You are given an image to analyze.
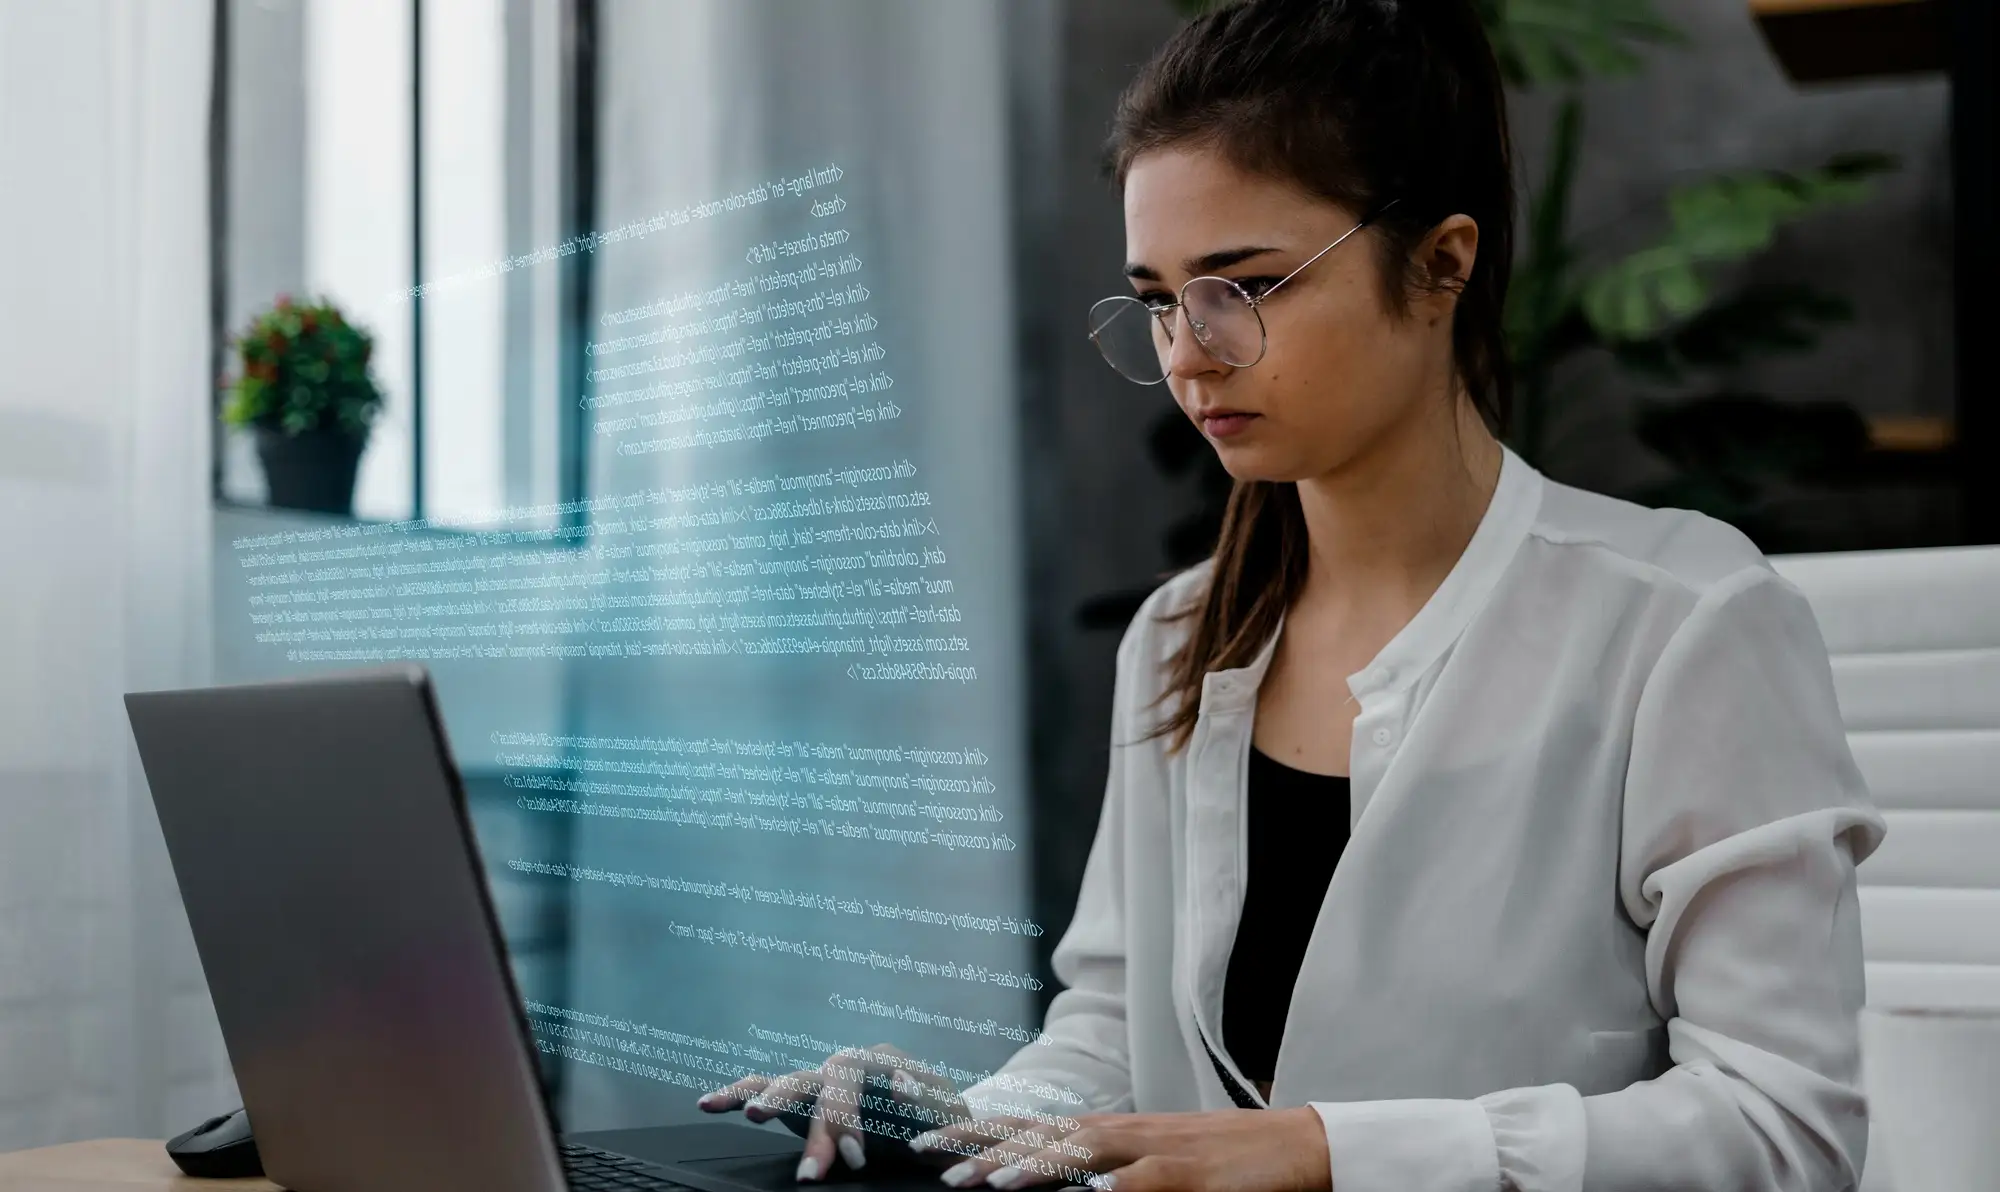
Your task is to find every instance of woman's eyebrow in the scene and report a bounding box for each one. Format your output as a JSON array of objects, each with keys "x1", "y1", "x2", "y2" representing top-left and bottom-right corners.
[
  {"x1": 1189, "y1": 246, "x2": 1282, "y2": 273},
  {"x1": 1123, "y1": 246, "x2": 1284, "y2": 282}
]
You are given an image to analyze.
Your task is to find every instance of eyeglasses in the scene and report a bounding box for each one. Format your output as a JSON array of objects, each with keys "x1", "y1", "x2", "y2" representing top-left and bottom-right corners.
[{"x1": 1086, "y1": 201, "x2": 1397, "y2": 386}]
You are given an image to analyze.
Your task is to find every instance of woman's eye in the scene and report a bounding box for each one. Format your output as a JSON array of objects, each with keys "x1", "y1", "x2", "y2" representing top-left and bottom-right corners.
[
  {"x1": 1231, "y1": 277, "x2": 1282, "y2": 299},
  {"x1": 1137, "y1": 291, "x2": 1176, "y2": 310}
]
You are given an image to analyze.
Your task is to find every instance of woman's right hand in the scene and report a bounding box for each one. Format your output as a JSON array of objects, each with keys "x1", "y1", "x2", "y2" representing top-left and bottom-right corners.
[{"x1": 698, "y1": 1042, "x2": 1018, "y2": 1183}]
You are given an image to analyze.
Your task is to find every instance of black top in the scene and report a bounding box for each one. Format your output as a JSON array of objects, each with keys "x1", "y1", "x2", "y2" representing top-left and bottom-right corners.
[{"x1": 1220, "y1": 747, "x2": 1352, "y2": 1090}]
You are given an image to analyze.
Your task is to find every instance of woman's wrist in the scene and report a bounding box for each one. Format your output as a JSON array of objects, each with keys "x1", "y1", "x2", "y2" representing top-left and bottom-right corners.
[{"x1": 1274, "y1": 1105, "x2": 1332, "y2": 1192}]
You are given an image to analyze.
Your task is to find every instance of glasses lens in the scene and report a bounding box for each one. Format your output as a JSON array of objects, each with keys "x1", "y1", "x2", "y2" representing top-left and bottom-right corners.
[
  {"x1": 1088, "y1": 296, "x2": 1169, "y2": 385},
  {"x1": 1181, "y1": 277, "x2": 1266, "y2": 368}
]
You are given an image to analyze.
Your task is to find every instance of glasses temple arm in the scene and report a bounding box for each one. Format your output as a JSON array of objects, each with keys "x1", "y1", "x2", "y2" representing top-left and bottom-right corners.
[{"x1": 1258, "y1": 198, "x2": 1402, "y2": 302}]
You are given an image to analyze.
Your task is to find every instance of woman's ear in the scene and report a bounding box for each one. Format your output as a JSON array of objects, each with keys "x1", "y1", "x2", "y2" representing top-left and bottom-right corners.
[{"x1": 1413, "y1": 214, "x2": 1480, "y2": 319}]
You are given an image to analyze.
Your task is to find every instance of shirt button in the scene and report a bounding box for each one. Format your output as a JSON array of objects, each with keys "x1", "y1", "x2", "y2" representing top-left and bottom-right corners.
[{"x1": 1371, "y1": 727, "x2": 1394, "y2": 748}]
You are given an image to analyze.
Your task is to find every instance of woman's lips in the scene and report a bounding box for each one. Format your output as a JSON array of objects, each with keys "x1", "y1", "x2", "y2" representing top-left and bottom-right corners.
[{"x1": 1200, "y1": 411, "x2": 1259, "y2": 439}]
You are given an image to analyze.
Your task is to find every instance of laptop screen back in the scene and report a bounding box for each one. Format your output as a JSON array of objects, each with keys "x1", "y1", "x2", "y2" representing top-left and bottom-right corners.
[{"x1": 127, "y1": 670, "x2": 565, "y2": 1192}]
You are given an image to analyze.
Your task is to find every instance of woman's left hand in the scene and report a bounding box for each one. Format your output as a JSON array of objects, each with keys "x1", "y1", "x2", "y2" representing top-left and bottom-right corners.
[{"x1": 914, "y1": 1107, "x2": 1330, "y2": 1192}]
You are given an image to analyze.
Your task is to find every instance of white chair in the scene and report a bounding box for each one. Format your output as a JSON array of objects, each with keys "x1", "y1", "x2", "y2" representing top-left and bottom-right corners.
[{"x1": 1771, "y1": 545, "x2": 2000, "y2": 1191}]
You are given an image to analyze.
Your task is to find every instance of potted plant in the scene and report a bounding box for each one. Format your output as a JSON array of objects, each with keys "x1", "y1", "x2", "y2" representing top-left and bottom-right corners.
[{"x1": 223, "y1": 295, "x2": 384, "y2": 516}]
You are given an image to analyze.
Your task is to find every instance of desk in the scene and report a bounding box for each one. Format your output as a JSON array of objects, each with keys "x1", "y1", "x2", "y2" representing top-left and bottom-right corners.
[{"x1": 0, "y1": 1141, "x2": 277, "y2": 1192}]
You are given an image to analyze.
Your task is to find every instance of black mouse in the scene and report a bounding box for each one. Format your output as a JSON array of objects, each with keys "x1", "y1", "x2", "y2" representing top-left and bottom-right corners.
[{"x1": 166, "y1": 1106, "x2": 264, "y2": 1178}]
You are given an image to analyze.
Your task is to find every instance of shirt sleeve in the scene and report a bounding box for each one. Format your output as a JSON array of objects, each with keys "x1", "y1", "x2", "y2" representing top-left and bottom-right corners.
[{"x1": 1309, "y1": 566, "x2": 1886, "y2": 1192}]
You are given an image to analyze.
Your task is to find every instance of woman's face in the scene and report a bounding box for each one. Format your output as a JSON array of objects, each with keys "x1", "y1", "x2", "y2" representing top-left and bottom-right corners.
[{"x1": 1121, "y1": 146, "x2": 1472, "y2": 482}]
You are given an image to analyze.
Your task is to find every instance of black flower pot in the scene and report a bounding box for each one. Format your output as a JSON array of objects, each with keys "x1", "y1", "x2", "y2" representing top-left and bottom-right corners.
[{"x1": 255, "y1": 428, "x2": 365, "y2": 516}]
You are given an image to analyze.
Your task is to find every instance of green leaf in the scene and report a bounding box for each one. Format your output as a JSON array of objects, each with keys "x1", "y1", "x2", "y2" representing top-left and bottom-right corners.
[
  {"x1": 1611, "y1": 285, "x2": 1851, "y2": 382},
  {"x1": 1672, "y1": 284, "x2": 1851, "y2": 369},
  {"x1": 1583, "y1": 245, "x2": 1708, "y2": 340},
  {"x1": 1582, "y1": 154, "x2": 1896, "y2": 342},
  {"x1": 1486, "y1": 0, "x2": 1683, "y2": 87},
  {"x1": 223, "y1": 295, "x2": 383, "y2": 437}
]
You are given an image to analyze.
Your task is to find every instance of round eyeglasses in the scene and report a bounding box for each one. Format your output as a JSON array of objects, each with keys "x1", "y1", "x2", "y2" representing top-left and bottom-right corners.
[{"x1": 1086, "y1": 202, "x2": 1396, "y2": 386}]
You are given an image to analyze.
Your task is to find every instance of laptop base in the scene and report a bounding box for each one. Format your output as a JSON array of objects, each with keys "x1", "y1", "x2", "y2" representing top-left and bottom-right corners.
[{"x1": 571, "y1": 1122, "x2": 943, "y2": 1192}]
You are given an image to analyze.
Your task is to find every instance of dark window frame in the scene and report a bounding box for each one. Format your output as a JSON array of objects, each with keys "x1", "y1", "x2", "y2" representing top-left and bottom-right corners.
[{"x1": 1953, "y1": 0, "x2": 1997, "y2": 542}]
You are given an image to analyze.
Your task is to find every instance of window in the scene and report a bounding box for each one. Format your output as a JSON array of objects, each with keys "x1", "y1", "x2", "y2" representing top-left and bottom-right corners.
[{"x1": 215, "y1": 0, "x2": 576, "y2": 528}]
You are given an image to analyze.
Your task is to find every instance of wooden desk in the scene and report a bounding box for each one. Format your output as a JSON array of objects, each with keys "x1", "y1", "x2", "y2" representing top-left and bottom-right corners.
[{"x1": 0, "y1": 1141, "x2": 277, "y2": 1192}]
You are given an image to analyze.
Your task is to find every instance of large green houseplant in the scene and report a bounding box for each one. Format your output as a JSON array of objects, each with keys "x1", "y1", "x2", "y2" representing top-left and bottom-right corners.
[
  {"x1": 1482, "y1": 0, "x2": 1893, "y2": 531},
  {"x1": 224, "y1": 296, "x2": 384, "y2": 516}
]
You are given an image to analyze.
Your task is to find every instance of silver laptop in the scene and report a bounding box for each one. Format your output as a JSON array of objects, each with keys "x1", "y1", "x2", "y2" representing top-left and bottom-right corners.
[{"x1": 126, "y1": 667, "x2": 929, "y2": 1192}]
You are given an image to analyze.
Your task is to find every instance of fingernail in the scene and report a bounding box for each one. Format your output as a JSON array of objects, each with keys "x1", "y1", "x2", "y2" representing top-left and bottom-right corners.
[
  {"x1": 987, "y1": 1166, "x2": 1026, "y2": 1189},
  {"x1": 745, "y1": 1104, "x2": 770, "y2": 1122},
  {"x1": 909, "y1": 1132, "x2": 936, "y2": 1154},
  {"x1": 942, "y1": 1160, "x2": 981, "y2": 1187},
  {"x1": 796, "y1": 1156, "x2": 823, "y2": 1182},
  {"x1": 698, "y1": 1093, "x2": 721, "y2": 1109},
  {"x1": 893, "y1": 1068, "x2": 920, "y2": 1097},
  {"x1": 838, "y1": 1136, "x2": 867, "y2": 1171}
]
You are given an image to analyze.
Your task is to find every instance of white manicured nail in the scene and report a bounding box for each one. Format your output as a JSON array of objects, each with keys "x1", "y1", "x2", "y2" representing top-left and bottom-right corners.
[
  {"x1": 838, "y1": 1136, "x2": 867, "y2": 1171},
  {"x1": 942, "y1": 1160, "x2": 981, "y2": 1187},
  {"x1": 796, "y1": 1156, "x2": 823, "y2": 1182},
  {"x1": 987, "y1": 1165, "x2": 1027, "y2": 1189},
  {"x1": 909, "y1": 1132, "x2": 937, "y2": 1154}
]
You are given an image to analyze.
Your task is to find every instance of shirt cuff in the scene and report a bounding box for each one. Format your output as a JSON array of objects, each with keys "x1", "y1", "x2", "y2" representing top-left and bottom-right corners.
[{"x1": 1308, "y1": 1098, "x2": 1501, "y2": 1192}]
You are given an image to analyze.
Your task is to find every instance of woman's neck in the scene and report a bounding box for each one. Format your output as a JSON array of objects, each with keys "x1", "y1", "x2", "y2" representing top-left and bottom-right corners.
[{"x1": 1293, "y1": 395, "x2": 1504, "y2": 611}]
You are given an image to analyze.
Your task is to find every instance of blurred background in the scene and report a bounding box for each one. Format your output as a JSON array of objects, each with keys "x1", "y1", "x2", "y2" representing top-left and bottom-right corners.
[{"x1": 1, "y1": 0, "x2": 1990, "y2": 1155}]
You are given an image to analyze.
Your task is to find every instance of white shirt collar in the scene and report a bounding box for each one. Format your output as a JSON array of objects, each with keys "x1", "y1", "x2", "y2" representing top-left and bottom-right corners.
[{"x1": 1198, "y1": 445, "x2": 1543, "y2": 713}]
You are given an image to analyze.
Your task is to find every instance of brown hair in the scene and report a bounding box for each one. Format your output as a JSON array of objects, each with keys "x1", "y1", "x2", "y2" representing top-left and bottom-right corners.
[{"x1": 1110, "y1": 0, "x2": 1516, "y2": 749}]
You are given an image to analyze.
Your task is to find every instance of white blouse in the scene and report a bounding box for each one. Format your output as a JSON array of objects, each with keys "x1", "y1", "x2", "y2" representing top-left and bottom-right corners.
[{"x1": 961, "y1": 447, "x2": 1886, "y2": 1192}]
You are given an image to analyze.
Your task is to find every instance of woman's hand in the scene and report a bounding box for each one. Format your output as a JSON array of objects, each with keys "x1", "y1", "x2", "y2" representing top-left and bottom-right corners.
[
  {"x1": 912, "y1": 1107, "x2": 1331, "y2": 1192},
  {"x1": 697, "y1": 1043, "x2": 978, "y2": 1181}
]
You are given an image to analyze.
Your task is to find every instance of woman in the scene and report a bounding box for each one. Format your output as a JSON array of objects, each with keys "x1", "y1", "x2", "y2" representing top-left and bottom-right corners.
[{"x1": 702, "y1": 1, "x2": 1885, "y2": 1189}]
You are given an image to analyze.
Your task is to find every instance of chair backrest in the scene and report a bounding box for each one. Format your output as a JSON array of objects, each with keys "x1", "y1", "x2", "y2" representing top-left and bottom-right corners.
[
  {"x1": 1773, "y1": 546, "x2": 2000, "y2": 1192},
  {"x1": 1771, "y1": 546, "x2": 2000, "y2": 1010}
]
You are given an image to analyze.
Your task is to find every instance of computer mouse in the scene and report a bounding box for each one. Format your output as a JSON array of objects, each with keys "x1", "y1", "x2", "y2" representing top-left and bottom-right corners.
[{"x1": 165, "y1": 1106, "x2": 264, "y2": 1178}]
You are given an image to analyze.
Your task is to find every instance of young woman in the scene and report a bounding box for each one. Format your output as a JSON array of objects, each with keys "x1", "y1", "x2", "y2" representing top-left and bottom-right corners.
[{"x1": 702, "y1": 2, "x2": 1885, "y2": 1189}]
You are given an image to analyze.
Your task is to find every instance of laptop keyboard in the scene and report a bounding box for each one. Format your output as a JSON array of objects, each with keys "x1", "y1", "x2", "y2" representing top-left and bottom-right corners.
[{"x1": 560, "y1": 1142, "x2": 696, "y2": 1191}]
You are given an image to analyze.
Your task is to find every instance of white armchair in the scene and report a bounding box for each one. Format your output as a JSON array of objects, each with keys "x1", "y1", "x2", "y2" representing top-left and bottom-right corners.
[{"x1": 1771, "y1": 545, "x2": 2000, "y2": 1191}]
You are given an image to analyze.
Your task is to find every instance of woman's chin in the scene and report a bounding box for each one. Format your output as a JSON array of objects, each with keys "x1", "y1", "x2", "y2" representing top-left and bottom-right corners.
[{"x1": 1209, "y1": 436, "x2": 1306, "y2": 484}]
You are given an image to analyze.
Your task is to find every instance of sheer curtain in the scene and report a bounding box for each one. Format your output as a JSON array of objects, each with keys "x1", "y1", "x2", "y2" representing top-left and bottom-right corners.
[{"x1": 0, "y1": 0, "x2": 236, "y2": 1150}]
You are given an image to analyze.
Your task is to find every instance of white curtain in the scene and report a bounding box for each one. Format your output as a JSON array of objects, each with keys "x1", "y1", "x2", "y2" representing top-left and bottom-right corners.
[{"x1": 0, "y1": 0, "x2": 236, "y2": 1150}]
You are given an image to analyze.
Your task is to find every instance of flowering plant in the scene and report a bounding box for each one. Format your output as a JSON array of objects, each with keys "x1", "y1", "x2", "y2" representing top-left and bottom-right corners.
[{"x1": 223, "y1": 296, "x2": 383, "y2": 439}]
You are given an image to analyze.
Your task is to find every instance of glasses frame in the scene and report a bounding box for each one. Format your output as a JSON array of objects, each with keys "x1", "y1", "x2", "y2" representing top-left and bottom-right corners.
[{"x1": 1088, "y1": 199, "x2": 1400, "y2": 385}]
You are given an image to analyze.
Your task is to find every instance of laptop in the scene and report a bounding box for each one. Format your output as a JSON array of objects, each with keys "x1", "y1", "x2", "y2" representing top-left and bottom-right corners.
[{"x1": 126, "y1": 667, "x2": 935, "y2": 1192}]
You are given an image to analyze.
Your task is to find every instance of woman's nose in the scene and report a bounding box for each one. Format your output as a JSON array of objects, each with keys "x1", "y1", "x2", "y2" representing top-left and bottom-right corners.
[{"x1": 1166, "y1": 307, "x2": 1228, "y2": 381}]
